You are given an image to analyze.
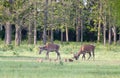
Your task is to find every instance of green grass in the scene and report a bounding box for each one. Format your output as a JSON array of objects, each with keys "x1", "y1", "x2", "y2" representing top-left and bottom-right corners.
[
  {"x1": 0, "y1": 61, "x2": 120, "y2": 78},
  {"x1": 0, "y1": 42, "x2": 120, "y2": 78}
]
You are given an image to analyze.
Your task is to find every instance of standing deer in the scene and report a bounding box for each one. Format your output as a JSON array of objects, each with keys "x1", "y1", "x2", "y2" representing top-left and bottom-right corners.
[
  {"x1": 73, "y1": 44, "x2": 95, "y2": 60},
  {"x1": 39, "y1": 43, "x2": 61, "y2": 60}
]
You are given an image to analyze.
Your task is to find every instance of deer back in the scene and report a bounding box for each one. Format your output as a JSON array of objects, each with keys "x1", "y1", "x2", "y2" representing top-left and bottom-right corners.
[
  {"x1": 77, "y1": 44, "x2": 95, "y2": 55},
  {"x1": 80, "y1": 44, "x2": 95, "y2": 52},
  {"x1": 45, "y1": 43, "x2": 59, "y2": 51}
]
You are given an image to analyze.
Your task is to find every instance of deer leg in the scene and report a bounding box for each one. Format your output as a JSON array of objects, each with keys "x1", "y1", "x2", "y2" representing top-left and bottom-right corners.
[
  {"x1": 88, "y1": 52, "x2": 91, "y2": 60},
  {"x1": 82, "y1": 54, "x2": 85, "y2": 60},
  {"x1": 46, "y1": 51, "x2": 49, "y2": 59},
  {"x1": 92, "y1": 51, "x2": 95, "y2": 60},
  {"x1": 56, "y1": 51, "x2": 61, "y2": 60}
]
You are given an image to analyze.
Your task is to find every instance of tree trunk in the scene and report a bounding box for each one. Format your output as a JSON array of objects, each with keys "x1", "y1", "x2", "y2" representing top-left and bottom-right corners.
[
  {"x1": 65, "y1": 25, "x2": 69, "y2": 42},
  {"x1": 34, "y1": 1, "x2": 37, "y2": 45},
  {"x1": 112, "y1": 26, "x2": 116, "y2": 45},
  {"x1": 15, "y1": 25, "x2": 21, "y2": 46},
  {"x1": 43, "y1": 28, "x2": 47, "y2": 45},
  {"x1": 103, "y1": 24, "x2": 106, "y2": 46},
  {"x1": 5, "y1": 22, "x2": 12, "y2": 45},
  {"x1": 61, "y1": 30, "x2": 63, "y2": 44},
  {"x1": 108, "y1": 26, "x2": 112, "y2": 45},
  {"x1": 97, "y1": 1, "x2": 102, "y2": 42},
  {"x1": 76, "y1": 26, "x2": 80, "y2": 42},
  {"x1": 43, "y1": 0, "x2": 48, "y2": 45},
  {"x1": 47, "y1": 30, "x2": 50, "y2": 41},
  {"x1": 108, "y1": 6, "x2": 112, "y2": 45},
  {"x1": 50, "y1": 0, "x2": 54, "y2": 44},
  {"x1": 34, "y1": 21, "x2": 37, "y2": 45},
  {"x1": 76, "y1": 17, "x2": 80, "y2": 42},
  {"x1": 97, "y1": 18, "x2": 101, "y2": 42},
  {"x1": 28, "y1": 21, "x2": 33, "y2": 44},
  {"x1": 50, "y1": 28, "x2": 54, "y2": 44},
  {"x1": 103, "y1": 16, "x2": 106, "y2": 46},
  {"x1": 119, "y1": 34, "x2": 120, "y2": 44},
  {"x1": 81, "y1": 19, "x2": 83, "y2": 43}
]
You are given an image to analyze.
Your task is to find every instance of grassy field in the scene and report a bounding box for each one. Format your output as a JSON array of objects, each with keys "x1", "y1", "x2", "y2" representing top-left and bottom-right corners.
[{"x1": 0, "y1": 42, "x2": 120, "y2": 78}]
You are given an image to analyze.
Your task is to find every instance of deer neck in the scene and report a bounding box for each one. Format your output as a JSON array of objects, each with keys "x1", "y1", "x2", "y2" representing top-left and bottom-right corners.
[{"x1": 77, "y1": 51, "x2": 82, "y2": 57}]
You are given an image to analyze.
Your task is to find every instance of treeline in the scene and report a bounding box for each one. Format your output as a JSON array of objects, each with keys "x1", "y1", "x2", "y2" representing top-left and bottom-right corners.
[{"x1": 0, "y1": 0, "x2": 120, "y2": 46}]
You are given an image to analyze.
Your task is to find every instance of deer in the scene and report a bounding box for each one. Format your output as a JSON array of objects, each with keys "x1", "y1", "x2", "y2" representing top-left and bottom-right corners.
[
  {"x1": 39, "y1": 43, "x2": 61, "y2": 60},
  {"x1": 73, "y1": 44, "x2": 95, "y2": 60}
]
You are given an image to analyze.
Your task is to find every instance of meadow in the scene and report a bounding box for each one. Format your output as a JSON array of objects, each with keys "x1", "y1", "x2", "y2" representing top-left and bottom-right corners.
[{"x1": 0, "y1": 42, "x2": 120, "y2": 78}]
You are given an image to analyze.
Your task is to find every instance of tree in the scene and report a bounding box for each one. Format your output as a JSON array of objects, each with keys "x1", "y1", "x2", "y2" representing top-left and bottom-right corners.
[
  {"x1": 2, "y1": 0, "x2": 13, "y2": 45},
  {"x1": 110, "y1": 0, "x2": 120, "y2": 45},
  {"x1": 1, "y1": 0, "x2": 120, "y2": 45},
  {"x1": 102, "y1": 0, "x2": 108, "y2": 45},
  {"x1": 43, "y1": 0, "x2": 48, "y2": 45},
  {"x1": 13, "y1": 0, "x2": 33, "y2": 46},
  {"x1": 34, "y1": 1, "x2": 37, "y2": 45}
]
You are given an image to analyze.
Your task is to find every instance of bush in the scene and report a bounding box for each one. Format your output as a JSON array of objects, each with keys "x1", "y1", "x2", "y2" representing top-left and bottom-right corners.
[{"x1": 0, "y1": 44, "x2": 14, "y2": 51}]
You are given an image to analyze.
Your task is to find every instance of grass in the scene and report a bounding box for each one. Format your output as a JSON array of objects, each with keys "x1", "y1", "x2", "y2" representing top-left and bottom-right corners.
[
  {"x1": 0, "y1": 42, "x2": 120, "y2": 78},
  {"x1": 0, "y1": 61, "x2": 120, "y2": 78}
]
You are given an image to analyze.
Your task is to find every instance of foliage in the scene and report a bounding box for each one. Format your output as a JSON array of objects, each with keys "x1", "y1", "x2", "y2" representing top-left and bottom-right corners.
[{"x1": 1, "y1": 0, "x2": 120, "y2": 43}]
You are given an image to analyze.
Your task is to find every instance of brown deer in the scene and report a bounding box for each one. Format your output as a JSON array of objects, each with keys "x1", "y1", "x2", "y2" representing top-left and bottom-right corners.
[
  {"x1": 39, "y1": 43, "x2": 61, "y2": 60},
  {"x1": 73, "y1": 44, "x2": 95, "y2": 60}
]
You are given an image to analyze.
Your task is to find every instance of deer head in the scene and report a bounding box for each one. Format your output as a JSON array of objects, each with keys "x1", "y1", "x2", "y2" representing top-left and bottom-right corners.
[
  {"x1": 73, "y1": 53, "x2": 79, "y2": 60},
  {"x1": 39, "y1": 46, "x2": 46, "y2": 54}
]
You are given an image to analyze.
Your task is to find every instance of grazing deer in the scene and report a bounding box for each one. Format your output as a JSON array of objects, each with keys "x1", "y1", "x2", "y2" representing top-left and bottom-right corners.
[
  {"x1": 39, "y1": 43, "x2": 61, "y2": 60},
  {"x1": 73, "y1": 44, "x2": 95, "y2": 60}
]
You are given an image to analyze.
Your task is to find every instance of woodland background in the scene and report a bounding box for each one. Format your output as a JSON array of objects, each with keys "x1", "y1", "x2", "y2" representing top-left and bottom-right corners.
[{"x1": 0, "y1": 0, "x2": 120, "y2": 46}]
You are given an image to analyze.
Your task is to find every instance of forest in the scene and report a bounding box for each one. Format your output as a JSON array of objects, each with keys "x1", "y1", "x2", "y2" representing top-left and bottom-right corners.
[
  {"x1": 0, "y1": 0, "x2": 120, "y2": 46},
  {"x1": 1, "y1": 1, "x2": 120, "y2": 78}
]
